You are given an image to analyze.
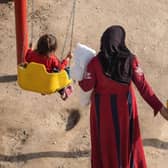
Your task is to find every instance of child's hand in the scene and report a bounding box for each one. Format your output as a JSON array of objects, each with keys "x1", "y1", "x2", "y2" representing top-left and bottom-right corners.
[
  {"x1": 66, "y1": 51, "x2": 73, "y2": 60},
  {"x1": 20, "y1": 62, "x2": 28, "y2": 68},
  {"x1": 29, "y1": 42, "x2": 33, "y2": 49},
  {"x1": 160, "y1": 106, "x2": 168, "y2": 121}
]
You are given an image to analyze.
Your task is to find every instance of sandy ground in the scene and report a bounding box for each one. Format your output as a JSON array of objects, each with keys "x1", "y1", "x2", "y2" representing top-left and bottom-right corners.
[{"x1": 0, "y1": 0, "x2": 168, "y2": 167}]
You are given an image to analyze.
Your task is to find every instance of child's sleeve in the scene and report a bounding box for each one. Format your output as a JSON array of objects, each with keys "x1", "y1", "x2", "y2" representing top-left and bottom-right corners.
[
  {"x1": 60, "y1": 58, "x2": 69, "y2": 69},
  {"x1": 78, "y1": 59, "x2": 96, "y2": 92},
  {"x1": 25, "y1": 49, "x2": 33, "y2": 62},
  {"x1": 51, "y1": 56, "x2": 69, "y2": 70},
  {"x1": 132, "y1": 56, "x2": 163, "y2": 115}
]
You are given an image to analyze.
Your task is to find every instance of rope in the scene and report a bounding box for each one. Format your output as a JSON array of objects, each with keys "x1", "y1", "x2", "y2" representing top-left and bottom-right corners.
[
  {"x1": 70, "y1": 0, "x2": 76, "y2": 51},
  {"x1": 61, "y1": 0, "x2": 77, "y2": 59},
  {"x1": 21, "y1": 0, "x2": 34, "y2": 63},
  {"x1": 20, "y1": 33, "x2": 26, "y2": 63},
  {"x1": 30, "y1": 0, "x2": 34, "y2": 46}
]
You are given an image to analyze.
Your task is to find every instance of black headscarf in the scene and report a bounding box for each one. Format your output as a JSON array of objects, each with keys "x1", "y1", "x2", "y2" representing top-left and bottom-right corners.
[{"x1": 98, "y1": 25, "x2": 134, "y2": 84}]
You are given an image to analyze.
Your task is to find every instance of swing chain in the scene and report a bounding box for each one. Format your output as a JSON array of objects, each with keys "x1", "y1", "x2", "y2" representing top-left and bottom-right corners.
[
  {"x1": 30, "y1": 0, "x2": 34, "y2": 47},
  {"x1": 61, "y1": 0, "x2": 77, "y2": 59},
  {"x1": 21, "y1": 0, "x2": 76, "y2": 61},
  {"x1": 70, "y1": 0, "x2": 76, "y2": 51},
  {"x1": 20, "y1": 0, "x2": 34, "y2": 62}
]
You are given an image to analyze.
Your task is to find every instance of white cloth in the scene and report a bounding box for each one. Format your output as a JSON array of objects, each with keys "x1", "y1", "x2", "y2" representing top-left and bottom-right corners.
[
  {"x1": 70, "y1": 43, "x2": 96, "y2": 106},
  {"x1": 70, "y1": 43, "x2": 96, "y2": 81}
]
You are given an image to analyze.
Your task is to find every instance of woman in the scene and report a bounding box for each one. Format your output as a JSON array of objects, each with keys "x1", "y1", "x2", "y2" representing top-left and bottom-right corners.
[{"x1": 79, "y1": 25, "x2": 168, "y2": 168}]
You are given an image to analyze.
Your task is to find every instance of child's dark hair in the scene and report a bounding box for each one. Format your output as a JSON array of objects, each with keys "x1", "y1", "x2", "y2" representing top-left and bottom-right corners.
[{"x1": 36, "y1": 34, "x2": 57, "y2": 56}]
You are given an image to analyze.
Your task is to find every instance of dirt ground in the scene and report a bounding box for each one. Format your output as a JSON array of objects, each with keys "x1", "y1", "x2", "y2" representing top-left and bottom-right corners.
[{"x1": 0, "y1": 0, "x2": 168, "y2": 167}]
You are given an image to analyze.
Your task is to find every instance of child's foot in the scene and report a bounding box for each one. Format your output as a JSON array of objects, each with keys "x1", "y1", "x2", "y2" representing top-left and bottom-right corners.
[
  {"x1": 65, "y1": 85, "x2": 73, "y2": 97},
  {"x1": 61, "y1": 92, "x2": 68, "y2": 101},
  {"x1": 41, "y1": 93, "x2": 46, "y2": 96},
  {"x1": 60, "y1": 85, "x2": 73, "y2": 101}
]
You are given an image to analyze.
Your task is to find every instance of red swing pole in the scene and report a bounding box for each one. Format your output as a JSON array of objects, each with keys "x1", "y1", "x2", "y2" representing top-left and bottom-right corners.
[{"x1": 14, "y1": 0, "x2": 28, "y2": 65}]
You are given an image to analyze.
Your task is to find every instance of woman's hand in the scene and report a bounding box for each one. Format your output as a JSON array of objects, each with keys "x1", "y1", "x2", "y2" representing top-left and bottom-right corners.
[{"x1": 160, "y1": 106, "x2": 168, "y2": 121}]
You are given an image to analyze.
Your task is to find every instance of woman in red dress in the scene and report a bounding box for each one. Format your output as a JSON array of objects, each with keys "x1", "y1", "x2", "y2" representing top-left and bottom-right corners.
[{"x1": 79, "y1": 25, "x2": 168, "y2": 168}]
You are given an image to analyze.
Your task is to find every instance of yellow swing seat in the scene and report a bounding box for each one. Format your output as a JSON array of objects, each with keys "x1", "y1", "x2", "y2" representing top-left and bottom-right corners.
[{"x1": 17, "y1": 62, "x2": 72, "y2": 94}]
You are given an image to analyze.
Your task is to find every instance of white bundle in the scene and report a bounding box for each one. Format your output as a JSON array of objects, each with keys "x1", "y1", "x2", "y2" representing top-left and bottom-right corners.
[
  {"x1": 70, "y1": 43, "x2": 96, "y2": 106},
  {"x1": 70, "y1": 43, "x2": 96, "y2": 81}
]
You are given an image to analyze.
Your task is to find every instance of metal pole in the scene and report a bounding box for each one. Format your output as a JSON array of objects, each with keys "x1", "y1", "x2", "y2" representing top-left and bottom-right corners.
[{"x1": 14, "y1": 0, "x2": 28, "y2": 64}]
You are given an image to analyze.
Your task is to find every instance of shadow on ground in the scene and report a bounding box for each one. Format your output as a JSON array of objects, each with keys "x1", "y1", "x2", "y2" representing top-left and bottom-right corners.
[
  {"x1": 0, "y1": 75, "x2": 17, "y2": 83},
  {"x1": 66, "y1": 108, "x2": 81, "y2": 131},
  {"x1": 0, "y1": 150, "x2": 90, "y2": 162},
  {"x1": 0, "y1": 139, "x2": 167, "y2": 163},
  {"x1": 0, "y1": 0, "x2": 12, "y2": 3},
  {"x1": 143, "y1": 138, "x2": 168, "y2": 150}
]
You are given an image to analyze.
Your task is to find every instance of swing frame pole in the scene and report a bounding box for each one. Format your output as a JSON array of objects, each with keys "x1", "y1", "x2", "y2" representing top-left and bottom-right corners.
[{"x1": 14, "y1": 0, "x2": 28, "y2": 64}]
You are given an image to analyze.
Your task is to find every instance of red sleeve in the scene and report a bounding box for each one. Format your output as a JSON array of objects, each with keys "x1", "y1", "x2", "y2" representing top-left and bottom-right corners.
[
  {"x1": 60, "y1": 58, "x2": 69, "y2": 69},
  {"x1": 25, "y1": 49, "x2": 33, "y2": 62},
  {"x1": 79, "y1": 59, "x2": 96, "y2": 92},
  {"x1": 132, "y1": 57, "x2": 163, "y2": 115},
  {"x1": 51, "y1": 56, "x2": 69, "y2": 70}
]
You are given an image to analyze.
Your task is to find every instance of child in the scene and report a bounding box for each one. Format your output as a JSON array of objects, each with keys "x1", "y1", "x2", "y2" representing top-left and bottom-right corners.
[{"x1": 25, "y1": 34, "x2": 73, "y2": 100}]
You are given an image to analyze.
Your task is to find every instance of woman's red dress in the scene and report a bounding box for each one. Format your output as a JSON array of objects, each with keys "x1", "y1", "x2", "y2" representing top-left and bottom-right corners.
[{"x1": 79, "y1": 56, "x2": 162, "y2": 168}]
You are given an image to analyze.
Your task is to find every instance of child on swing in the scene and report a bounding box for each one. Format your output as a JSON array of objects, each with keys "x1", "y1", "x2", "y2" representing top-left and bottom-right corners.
[{"x1": 25, "y1": 34, "x2": 73, "y2": 100}]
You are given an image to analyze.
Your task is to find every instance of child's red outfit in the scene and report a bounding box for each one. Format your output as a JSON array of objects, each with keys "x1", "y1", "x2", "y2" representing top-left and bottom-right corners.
[
  {"x1": 25, "y1": 49, "x2": 73, "y2": 99},
  {"x1": 25, "y1": 49, "x2": 68, "y2": 72}
]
